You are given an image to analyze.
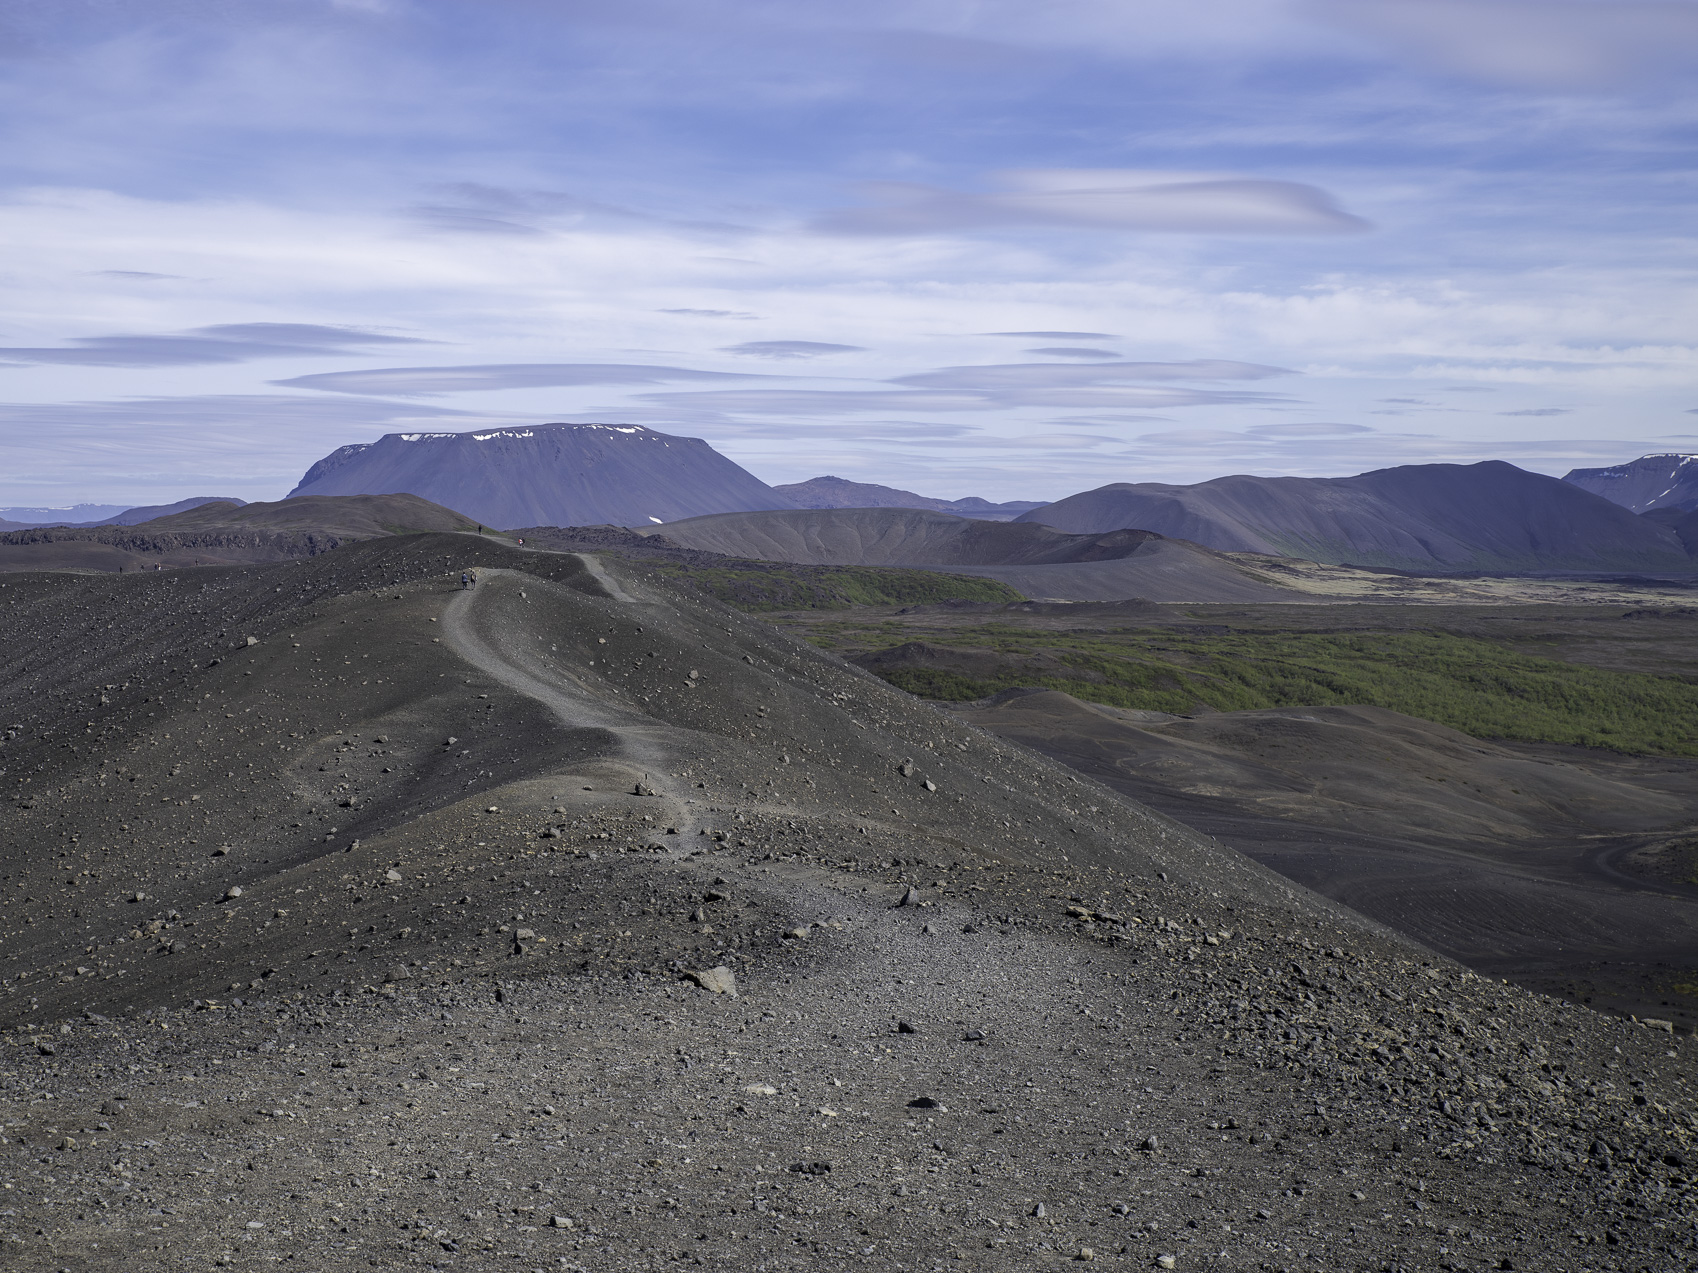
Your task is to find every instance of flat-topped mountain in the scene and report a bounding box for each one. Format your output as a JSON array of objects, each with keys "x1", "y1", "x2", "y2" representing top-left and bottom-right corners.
[
  {"x1": 288, "y1": 422, "x2": 790, "y2": 529},
  {"x1": 1017, "y1": 460, "x2": 1694, "y2": 572},
  {"x1": 771, "y1": 474, "x2": 1046, "y2": 521},
  {"x1": 1565, "y1": 453, "x2": 1698, "y2": 513}
]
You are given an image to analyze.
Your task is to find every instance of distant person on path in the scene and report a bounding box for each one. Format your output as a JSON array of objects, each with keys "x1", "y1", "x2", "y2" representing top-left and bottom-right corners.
[{"x1": 460, "y1": 571, "x2": 470, "y2": 589}]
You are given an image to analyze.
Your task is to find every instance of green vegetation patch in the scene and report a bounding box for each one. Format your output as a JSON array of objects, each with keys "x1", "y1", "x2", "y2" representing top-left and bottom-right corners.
[
  {"x1": 656, "y1": 564, "x2": 1022, "y2": 613},
  {"x1": 814, "y1": 623, "x2": 1698, "y2": 756}
]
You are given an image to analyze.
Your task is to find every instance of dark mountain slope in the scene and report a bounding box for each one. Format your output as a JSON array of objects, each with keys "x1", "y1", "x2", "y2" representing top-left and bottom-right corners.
[
  {"x1": 1646, "y1": 505, "x2": 1698, "y2": 554},
  {"x1": 1017, "y1": 460, "x2": 1694, "y2": 572},
  {"x1": 772, "y1": 474, "x2": 1046, "y2": 520},
  {"x1": 644, "y1": 506, "x2": 1305, "y2": 601},
  {"x1": 0, "y1": 535, "x2": 1691, "y2": 1270},
  {"x1": 289, "y1": 421, "x2": 790, "y2": 528},
  {"x1": 641, "y1": 506, "x2": 1163, "y2": 565},
  {"x1": 1566, "y1": 453, "x2": 1698, "y2": 513},
  {"x1": 0, "y1": 493, "x2": 479, "y2": 572}
]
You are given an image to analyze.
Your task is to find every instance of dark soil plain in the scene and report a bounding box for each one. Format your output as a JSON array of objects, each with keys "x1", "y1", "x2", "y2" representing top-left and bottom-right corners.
[
  {"x1": 771, "y1": 601, "x2": 1698, "y2": 1035},
  {"x1": 0, "y1": 535, "x2": 1694, "y2": 1273}
]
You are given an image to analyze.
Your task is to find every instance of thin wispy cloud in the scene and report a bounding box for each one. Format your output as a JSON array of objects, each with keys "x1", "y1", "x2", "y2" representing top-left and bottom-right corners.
[
  {"x1": 720, "y1": 341, "x2": 865, "y2": 359},
  {"x1": 1310, "y1": 0, "x2": 1698, "y2": 91},
  {"x1": 816, "y1": 171, "x2": 1371, "y2": 237},
  {"x1": 276, "y1": 363, "x2": 773, "y2": 396},
  {"x1": 0, "y1": 0, "x2": 1690, "y2": 503},
  {"x1": 891, "y1": 360, "x2": 1294, "y2": 390},
  {"x1": 0, "y1": 325, "x2": 430, "y2": 369},
  {"x1": 986, "y1": 331, "x2": 1121, "y2": 340}
]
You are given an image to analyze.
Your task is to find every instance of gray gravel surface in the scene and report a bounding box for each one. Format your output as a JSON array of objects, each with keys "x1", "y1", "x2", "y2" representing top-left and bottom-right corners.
[{"x1": 0, "y1": 535, "x2": 1692, "y2": 1270}]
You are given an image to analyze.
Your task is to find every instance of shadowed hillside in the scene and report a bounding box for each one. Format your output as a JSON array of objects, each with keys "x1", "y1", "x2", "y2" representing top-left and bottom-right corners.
[
  {"x1": 642, "y1": 506, "x2": 1307, "y2": 602},
  {"x1": 1567, "y1": 453, "x2": 1698, "y2": 513},
  {"x1": 1017, "y1": 460, "x2": 1695, "y2": 572},
  {"x1": 0, "y1": 493, "x2": 481, "y2": 572}
]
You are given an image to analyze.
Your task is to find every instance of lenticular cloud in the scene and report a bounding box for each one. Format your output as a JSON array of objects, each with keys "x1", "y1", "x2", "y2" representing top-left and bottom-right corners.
[{"x1": 816, "y1": 169, "x2": 1371, "y2": 236}]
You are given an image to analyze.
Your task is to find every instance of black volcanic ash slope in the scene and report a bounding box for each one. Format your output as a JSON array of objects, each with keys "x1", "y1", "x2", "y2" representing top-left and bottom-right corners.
[
  {"x1": 289, "y1": 421, "x2": 792, "y2": 529},
  {"x1": 0, "y1": 492, "x2": 480, "y2": 573},
  {"x1": 1566, "y1": 453, "x2": 1698, "y2": 513},
  {"x1": 0, "y1": 538, "x2": 1693, "y2": 1272},
  {"x1": 1018, "y1": 460, "x2": 1695, "y2": 572},
  {"x1": 643, "y1": 506, "x2": 1303, "y2": 601}
]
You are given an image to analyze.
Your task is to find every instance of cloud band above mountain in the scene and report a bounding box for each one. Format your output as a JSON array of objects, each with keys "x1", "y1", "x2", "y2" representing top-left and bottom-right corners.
[
  {"x1": 815, "y1": 170, "x2": 1371, "y2": 236},
  {"x1": 276, "y1": 363, "x2": 774, "y2": 396}
]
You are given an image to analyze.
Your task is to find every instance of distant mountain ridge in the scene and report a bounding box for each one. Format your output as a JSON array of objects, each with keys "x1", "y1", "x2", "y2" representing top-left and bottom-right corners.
[
  {"x1": 1563, "y1": 454, "x2": 1698, "y2": 513},
  {"x1": 771, "y1": 475, "x2": 1045, "y2": 521},
  {"x1": 0, "y1": 493, "x2": 480, "y2": 574},
  {"x1": 0, "y1": 496, "x2": 244, "y2": 532},
  {"x1": 289, "y1": 423, "x2": 791, "y2": 530},
  {"x1": 1013, "y1": 460, "x2": 1694, "y2": 573}
]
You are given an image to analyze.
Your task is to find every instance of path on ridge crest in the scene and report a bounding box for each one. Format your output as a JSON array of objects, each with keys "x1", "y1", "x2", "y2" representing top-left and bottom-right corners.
[{"x1": 440, "y1": 563, "x2": 700, "y2": 844}]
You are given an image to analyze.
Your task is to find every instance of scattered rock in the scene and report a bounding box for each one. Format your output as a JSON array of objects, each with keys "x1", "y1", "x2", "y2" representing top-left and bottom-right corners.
[
  {"x1": 907, "y1": 1096, "x2": 946, "y2": 1111},
  {"x1": 897, "y1": 886, "x2": 919, "y2": 907},
  {"x1": 223, "y1": 885, "x2": 243, "y2": 901},
  {"x1": 788, "y1": 1161, "x2": 832, "y2": 1175},
  {"x1": 682, "y1": 966, "x2": 738, "y2": 997},
  {"x1": 896, "y1": 1020, "x2": 919, "y2": 1034}
]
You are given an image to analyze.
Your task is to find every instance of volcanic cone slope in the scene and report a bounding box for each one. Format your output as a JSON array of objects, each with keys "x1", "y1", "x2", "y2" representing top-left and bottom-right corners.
[
  {"x1": 0, "y1": 492, "x2": 481, "y2": 573},
  {"x1": 0, "y1": 536, "x2": 1692, "y2": 1271},
  {"x1": 645, "y1": 505, "x2": 1303, "y2": 601}
]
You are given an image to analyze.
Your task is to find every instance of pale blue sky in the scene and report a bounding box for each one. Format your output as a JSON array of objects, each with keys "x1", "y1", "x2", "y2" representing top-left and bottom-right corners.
[{"x1": 0, "y1": 0, "x2": 1695, "y2": 506}]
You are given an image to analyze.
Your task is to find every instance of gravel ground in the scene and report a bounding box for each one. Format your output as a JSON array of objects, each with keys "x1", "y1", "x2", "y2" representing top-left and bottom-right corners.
[{"x1": 0, "y1": 535, "x2": 1692, "y2": 1271}]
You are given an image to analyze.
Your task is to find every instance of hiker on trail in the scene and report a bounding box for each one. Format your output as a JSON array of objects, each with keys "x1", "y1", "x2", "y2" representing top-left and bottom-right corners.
[
  {"x1": 468, "y1": 570, "x2": 477, "y2": 588},
  {"x1": 460, "y1": 571, "x2": 470, "y2": 589}
]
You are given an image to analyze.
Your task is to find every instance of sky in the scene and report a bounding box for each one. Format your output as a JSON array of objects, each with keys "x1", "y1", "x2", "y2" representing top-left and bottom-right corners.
[{"x1": 0, "y1": 0, "x2": 1695, "y2": 508}]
